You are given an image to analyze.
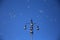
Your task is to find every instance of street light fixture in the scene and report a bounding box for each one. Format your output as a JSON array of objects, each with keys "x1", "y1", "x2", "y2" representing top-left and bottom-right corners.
[{"x1": 24, "y1": 19, "x2": 40, "y2": 40}]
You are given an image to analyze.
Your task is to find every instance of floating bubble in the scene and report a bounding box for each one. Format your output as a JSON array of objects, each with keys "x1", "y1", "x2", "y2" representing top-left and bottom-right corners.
[
  {"x1": 27, "y1": 0, "x2": 30, "y2": 2},
  {"x1": 39, "y1": 10, "x2": 44, "y2": 13},
  {"x1": 9, "y1": 12, "x2": 16, "y2": 20},
  {"x1": 27, "y1": 5, "x2": 30, "y2": 8}
]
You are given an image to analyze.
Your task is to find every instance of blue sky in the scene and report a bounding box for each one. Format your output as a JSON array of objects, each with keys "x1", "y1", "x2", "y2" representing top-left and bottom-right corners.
[{"x1": 0, "y1": 0, "x2": 60, "y2": 40}]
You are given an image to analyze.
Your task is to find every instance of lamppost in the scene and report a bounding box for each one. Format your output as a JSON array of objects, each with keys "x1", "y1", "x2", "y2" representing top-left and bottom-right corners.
[{"x1": 24, "y1": 19, "x2": 40, "y2": 40}]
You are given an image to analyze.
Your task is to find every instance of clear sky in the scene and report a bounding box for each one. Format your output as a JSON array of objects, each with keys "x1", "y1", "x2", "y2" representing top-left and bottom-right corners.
[{"x1": 0, "y1": 0, "x2": 60, "y2": 40}]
